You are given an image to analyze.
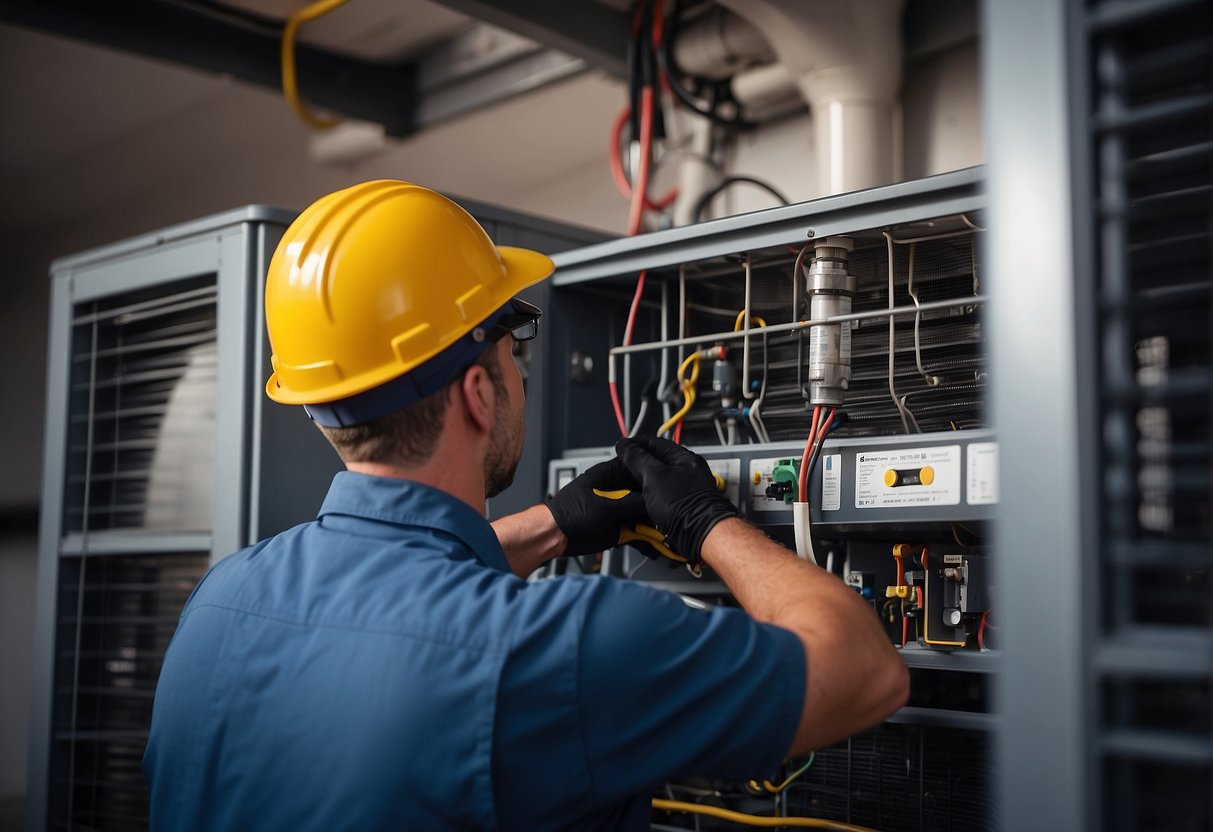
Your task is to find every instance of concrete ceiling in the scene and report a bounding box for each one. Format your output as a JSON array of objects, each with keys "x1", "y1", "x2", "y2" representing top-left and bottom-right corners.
[{"x1": 0, "y1": 1, "x2": 628, "y2": 235}]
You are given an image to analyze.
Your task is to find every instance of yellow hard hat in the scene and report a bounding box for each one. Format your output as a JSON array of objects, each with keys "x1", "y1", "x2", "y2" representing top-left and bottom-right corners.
[{"x1": 264, "y1": 180, "x2": 554, "y2": 426}]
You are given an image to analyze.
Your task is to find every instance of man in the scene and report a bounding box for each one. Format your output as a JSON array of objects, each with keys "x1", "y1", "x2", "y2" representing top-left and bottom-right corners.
[{"x1": 144, "y1": 180, "x2": 907, "y2": 830}]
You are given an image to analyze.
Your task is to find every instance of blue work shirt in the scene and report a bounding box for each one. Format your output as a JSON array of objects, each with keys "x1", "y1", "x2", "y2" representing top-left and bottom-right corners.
[{"x1": 144, "y1": 471, "x2": 805, "y2": 831}]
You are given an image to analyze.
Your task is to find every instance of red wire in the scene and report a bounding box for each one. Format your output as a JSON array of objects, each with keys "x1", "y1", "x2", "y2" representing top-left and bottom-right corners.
[
  {"x1": 609, "y1": 107, "x2": 678, "y2": 210},
  {"x1": 608, "y1": 268, "x2": 649, "y2": 435},
  {"x1": 798, "y1": 407, "x2": 821, "y2": 500},
  {"x1": 609, "y1": 375, "x2": 628, "y2": 436},
  {"x1": 627, "y1": 86, "x2": 655, "y2": 235},
  {"x1": 978, "y1": 609, "x2": 991, "y2": 650},
  {"x1": 673, "y1": 421, "x2": 683, "y2": 445},
  {"x1": 609, "y1": 1, "x2": 672, "y2": 438},
  {"x1": 609, "y1": 83, "x2": 655, "y2": 437}
]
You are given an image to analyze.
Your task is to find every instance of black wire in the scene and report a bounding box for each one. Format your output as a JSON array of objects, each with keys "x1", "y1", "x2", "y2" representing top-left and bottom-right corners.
[
  {"x1": 627, "y1": 1, "x2": 645, "y2": 146},
  {"x1": 658, "y1": 0, "x2": 753, "y2": 128},
  {"x1": 692, "y1": 176, "x2": 791, "y2": 222},
  {"x1": 807, "y1": 409, "x2": 844, "y2": 484}
]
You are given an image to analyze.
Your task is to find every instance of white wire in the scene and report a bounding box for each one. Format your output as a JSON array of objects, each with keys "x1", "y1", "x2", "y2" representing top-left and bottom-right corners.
[
  {"x1": 628, "y1": 398, "x2": 651, "y2": 438},
  {"x1": 883, "y1": 231, "x2": 914, "y2": 433},
  {"x1": 659, "y1": 280, "x2": 673, "y2": 428},
  {"x1": 906, "y1": 242, "x2": 940, "y2": 388},
  {"x1": 713, "y1": 415, "x2": 728, "y2": 446}
]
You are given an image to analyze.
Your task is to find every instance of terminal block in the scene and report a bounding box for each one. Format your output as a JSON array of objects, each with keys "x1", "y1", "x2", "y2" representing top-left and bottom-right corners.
[{"x1": 764, "y1": 458, "x2": 801, "y2": 503}]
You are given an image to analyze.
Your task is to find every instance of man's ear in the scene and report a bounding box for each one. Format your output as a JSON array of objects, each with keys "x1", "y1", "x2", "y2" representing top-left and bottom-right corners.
[{"x1": 457, "y1": 364, "x2": 495, "y2": 435}]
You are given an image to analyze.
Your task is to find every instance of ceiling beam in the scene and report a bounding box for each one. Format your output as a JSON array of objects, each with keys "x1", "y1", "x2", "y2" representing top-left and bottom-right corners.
[
  {"x1": 0, "y1": 0, "x2": 418, "y2": 135},
  {"x1": 428, "y1": 0, "x2": 630, "y2": 80}
]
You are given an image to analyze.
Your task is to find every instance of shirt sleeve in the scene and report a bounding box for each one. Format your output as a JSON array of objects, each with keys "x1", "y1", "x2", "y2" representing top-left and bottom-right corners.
[{"x1": 574, "y1": 576, "x2": 806, "y2": 810}]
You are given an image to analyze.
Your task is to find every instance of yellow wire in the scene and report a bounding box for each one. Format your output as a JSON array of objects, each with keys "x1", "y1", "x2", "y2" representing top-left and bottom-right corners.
[
  {"x1": 281, "y1": 0, "x2": 351, "y2": 129},
  {"x1": 733, "y1": 312, "x2": 769, "y2": 331},
  {"x1": 658, "y1": 352, "x2": 702, "y2": 436},
  {"x1": 652, "y1": 799, "x2": 880, "y2": 831}
]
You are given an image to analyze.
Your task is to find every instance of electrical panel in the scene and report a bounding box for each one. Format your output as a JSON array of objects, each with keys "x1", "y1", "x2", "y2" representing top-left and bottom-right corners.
[{"x1": 542, "y1": 168, "x2": 997, "y2": 830}]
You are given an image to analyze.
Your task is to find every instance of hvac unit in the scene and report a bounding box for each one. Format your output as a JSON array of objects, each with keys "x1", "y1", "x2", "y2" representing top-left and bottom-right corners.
[{"x1": 28, "y1": 203, "x2": 602, "y2": 831}]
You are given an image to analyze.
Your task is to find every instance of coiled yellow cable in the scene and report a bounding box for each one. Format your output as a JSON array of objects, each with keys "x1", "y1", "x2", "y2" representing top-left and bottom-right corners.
[{"x1": 657, "y1": 351, "x2": 702, "y2": 436}]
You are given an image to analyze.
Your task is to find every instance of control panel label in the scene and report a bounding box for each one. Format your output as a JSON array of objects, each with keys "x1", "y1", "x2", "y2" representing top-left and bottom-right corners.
[
  {"x1": 966, "y1": 442, "x2": 999, "y2": 505},
  {"x1": 821, "y1": 454, "x2": 842, "y2": 511},
  {"x1": 855, "y1": 445, "x2": 961, "y2": 508}
]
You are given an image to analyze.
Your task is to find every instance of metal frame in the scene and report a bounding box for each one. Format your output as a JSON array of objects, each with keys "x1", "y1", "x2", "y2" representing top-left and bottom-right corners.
[
  {"x1": 983, "y1": 0, "x2": 1092, "y2": 828},
  {"x1": 551, "y1": 167, "x2": 984, "y2": 285}
]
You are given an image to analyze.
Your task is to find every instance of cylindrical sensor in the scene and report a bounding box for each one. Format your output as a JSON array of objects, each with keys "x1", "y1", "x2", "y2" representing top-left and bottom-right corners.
[{"x1": 805, "y1": 236, "x2": 858, "y2": 406}]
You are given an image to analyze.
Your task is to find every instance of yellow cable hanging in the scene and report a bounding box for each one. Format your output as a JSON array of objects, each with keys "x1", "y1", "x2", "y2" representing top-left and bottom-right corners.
[
  {"x1": 281, "y1": 0, "x2": 351, "y2": 129},
  {"x1": 651, "y1": 799, "x2": 880, "y2": 831},
  {"x1": 658, "y1": 351, "x2": 702, "y2": 436}
]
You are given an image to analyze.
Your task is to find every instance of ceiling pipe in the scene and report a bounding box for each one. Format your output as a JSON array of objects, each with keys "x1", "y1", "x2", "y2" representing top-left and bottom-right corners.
[
  {"x1": 672, "y1": 5, "x2": 773, "y2": 79},
  {"x1": 716, "y1": 0, "x2": 905, "y2": 196}
]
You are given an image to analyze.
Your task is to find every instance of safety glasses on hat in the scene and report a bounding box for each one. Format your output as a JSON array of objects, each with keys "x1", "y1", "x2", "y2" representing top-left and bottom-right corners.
[{"x1": 473, "y1": 297, "x2": 541, "y2": 345}]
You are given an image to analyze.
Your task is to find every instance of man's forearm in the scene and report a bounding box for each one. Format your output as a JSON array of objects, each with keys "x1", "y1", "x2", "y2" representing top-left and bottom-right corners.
[
  {"x1": 491, "y1": 504, "x2": 567, "y2": 578},
  {"x1": 700, "y1": 516, "x2": 909, "y2": 753}
]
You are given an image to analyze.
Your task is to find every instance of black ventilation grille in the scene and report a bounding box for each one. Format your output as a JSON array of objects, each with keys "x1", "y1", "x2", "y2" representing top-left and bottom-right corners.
[
  {"x1": 1085, "y1": 0, "x2": 1212, "y2": 826},
  {"x1": 50, "y1": 552, "x2": 207, "y2": 831},
  {"x1": 65, "y1": 275, "x2": 218, "y2": 535},
  {"x1": 655, "y1": 724, "x2": 992, "y2": 832}
]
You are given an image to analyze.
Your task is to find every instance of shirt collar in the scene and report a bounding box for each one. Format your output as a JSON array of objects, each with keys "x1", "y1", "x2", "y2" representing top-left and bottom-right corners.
[{"x1": 317, "y1": 471, "x2": 512, "y2": 573}]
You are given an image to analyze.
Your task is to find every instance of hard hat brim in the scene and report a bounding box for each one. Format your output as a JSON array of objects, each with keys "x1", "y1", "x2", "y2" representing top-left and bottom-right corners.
[{"x1": 498, "y1": 245, "x2": 555, "y2": 294}]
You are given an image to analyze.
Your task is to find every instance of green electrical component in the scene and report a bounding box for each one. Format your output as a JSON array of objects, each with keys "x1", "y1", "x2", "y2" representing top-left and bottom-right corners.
[{"x1": 767, "y1": 458, "x2": 802, "y2": 503}]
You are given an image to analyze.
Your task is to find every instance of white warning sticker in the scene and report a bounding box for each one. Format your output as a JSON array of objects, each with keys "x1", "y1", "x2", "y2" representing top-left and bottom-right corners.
[
  {"x1": 821, "y1": 454, "x2": 842, "y2": 511},
  {"x1": 855, "y1": 445, "x2": 961, "y2": 508},
  {"x1": 966, "y1": 442, "x2": 999, "y2": 505}
]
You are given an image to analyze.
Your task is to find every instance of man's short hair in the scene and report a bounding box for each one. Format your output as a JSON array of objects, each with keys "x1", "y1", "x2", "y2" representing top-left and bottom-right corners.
[{"x1": 318, "y1": 347, "x2": 508, "y2": 466}]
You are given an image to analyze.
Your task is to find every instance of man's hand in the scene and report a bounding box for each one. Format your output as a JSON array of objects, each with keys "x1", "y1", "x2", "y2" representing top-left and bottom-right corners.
[
  {"x1": 546, "y1": 458, "x2": 651, "y2": 557},
  {"x1": 614, "y1": 435, "x2": 738, "y2": 563}
]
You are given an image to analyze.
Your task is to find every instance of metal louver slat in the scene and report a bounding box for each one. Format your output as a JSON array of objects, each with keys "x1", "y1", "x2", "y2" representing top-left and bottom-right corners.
[
  {"x1": 65, "y1": 275, "x2": 218, "y2": 535},
  {"x1": 1086, "y1": 0, "x2": 1212, "y2": 827}
]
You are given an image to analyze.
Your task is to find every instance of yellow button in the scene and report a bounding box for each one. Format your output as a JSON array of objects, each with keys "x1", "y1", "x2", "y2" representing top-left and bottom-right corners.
[
  {"x1": 919, "y1": 466, "x2": 935, "y2": 486},
  {"x1": 752, "y1": 471, "x2": 762, "y2": 485},
  {"x1": 884, "y1": 469, "x2": 898, "y2": 488}
]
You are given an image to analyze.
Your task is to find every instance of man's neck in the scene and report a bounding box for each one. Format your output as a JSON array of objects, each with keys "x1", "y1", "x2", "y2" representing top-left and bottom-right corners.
[{"x1": 346, "y1": 457, "x2": 487, "y2": 515}]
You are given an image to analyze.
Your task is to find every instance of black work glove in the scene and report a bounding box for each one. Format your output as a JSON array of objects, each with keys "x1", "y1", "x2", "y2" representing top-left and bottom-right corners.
[
  {"x1": 615, "y1": 435, "x2": 739, "y2": 564},
  {"x1": 546, "y1": 458, "x2": 653, "y2": 557}
]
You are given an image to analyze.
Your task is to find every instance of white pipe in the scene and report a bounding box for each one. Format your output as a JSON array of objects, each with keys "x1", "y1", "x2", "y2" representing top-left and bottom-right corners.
[
  {"x1": 716, "y1": 0, "x2": 905, "y2": 196},
  {"x1": 730, "y1": 62, "x2": 801, "y2": 120},
  {"x1": 673, "y1": 6, "x2": 773, "y2": 79},
  {"x1": 672, "y1": 114, "x2": 716, "y2": 226}
]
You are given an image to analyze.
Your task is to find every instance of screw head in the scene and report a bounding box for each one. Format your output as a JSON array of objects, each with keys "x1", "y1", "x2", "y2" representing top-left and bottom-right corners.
[{"x1": 806, "y1": 228, "x2": 816, "y2": 238}]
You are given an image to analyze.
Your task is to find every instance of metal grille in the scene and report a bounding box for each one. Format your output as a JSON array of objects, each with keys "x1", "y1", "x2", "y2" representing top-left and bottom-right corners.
[
  {"x1": 656, "y1": 725, "x2": 992, "y2": 832},
  {"x1": 785, "y1": 725, "x2": 992, "y2": 832},
  {"x1": 65, "y1": 275, "x2": 218, "y2": 534},
  {"x1": 1086, "y1": 0, "x2": 1213, "y2": 826},
  {"x1": 50, "y1": 552, "x2": 208, "y2": 831}
]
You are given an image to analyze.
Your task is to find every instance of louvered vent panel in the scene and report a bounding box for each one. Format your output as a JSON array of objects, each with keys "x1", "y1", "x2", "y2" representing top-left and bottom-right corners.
[
  {"x1": 49, "y1": 552, "x2": 208, "y2": 831},
  {"x1": 1086, "y1": 0, "x2": 1212, "y2": 826},
  {"x1": 65, "y1": 276, "x2": 218, "y2": 534}
]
